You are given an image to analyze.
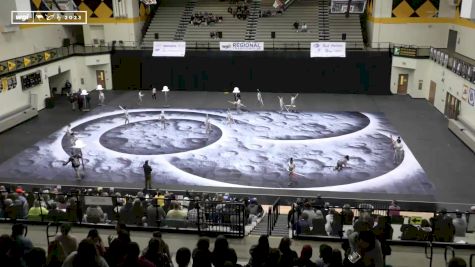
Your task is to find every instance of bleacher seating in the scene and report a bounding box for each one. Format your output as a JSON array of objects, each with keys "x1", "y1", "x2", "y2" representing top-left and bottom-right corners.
[
  {"x1": 328, "y1": 12, "x2": 364, "y2": 49},
  {"x1": 183, "y1": 0, "x2": 248, "y2": 48},
  {"x1": 143, "y1": 0, "x2": 189, "y2": 48},
  {"x1": 255, "y1": 0, "x2": 320, "y2": 48}
]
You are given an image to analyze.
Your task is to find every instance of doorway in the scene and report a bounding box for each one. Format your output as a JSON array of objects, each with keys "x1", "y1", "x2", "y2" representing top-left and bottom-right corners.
[
  {"x1": 447, "y1": 30, "x2": 458, "y2": 52},
  {"x1": 429, "y1": 81, "x2": 436, "y2": 105},
  {"x1": 96, "y1": 70, "x2": 106, "y2": 89},
  {"x1": 444, "y1": 92, "x2": 460, "y2": 119},
  {"x1": 397, "y1": 74, "x2": 408, "y2": 94}
]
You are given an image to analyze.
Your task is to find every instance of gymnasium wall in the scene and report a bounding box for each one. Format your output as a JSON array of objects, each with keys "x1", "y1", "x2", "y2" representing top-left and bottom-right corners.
[
  {"x1": 111, "y1": 50, "x2": 392, "y2": 94},
  {"x1": 367, "y1": 0, "x2": 475, "y2": 61},
  {"x1": 390, "y1": 56, "x2": 475, "y2": 130},
  {"x1": 0, "y1": 54, "x2": 112, "y2": 117}
]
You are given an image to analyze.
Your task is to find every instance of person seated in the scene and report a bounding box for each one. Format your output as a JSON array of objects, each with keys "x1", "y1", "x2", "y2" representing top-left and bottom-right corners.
[
  {"x1": 453, "y1": 212, "x2": 467, "y2": 237},
  {"x1": 300, "y1": 23, "x2": 308, "y2": 32},
  {"x1": 166, "y1": 202, "x2": 187, "y2": 220},
  {"x1": 84, "y1": 205, "x2": 106, "y2": 223},
  {"x1": 293, "y1": 21, "x2": 299, "y2": 30},
  {"x1": 27, "y1": 200, "x2": 49, "y2": 221},
  {"x1": 227, "y1": 7, "x2": 233, "y2": 13}
]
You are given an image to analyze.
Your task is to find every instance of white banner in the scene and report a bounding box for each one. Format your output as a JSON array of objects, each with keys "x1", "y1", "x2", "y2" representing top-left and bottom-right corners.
[
  {"x1": 310, "y1": 42, "x2": 346, "y2": 58},
  {"x1": 220, "y1": 42, "x2": 264, "y2": 51},
  {"x1": 152, "y1": 41, "x2": 186, "y2": 57}
]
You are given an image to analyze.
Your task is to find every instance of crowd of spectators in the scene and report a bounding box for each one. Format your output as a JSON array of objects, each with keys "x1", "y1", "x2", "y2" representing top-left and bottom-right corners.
[
  {"x1": 227, "y1": 2, "x2": 250, "y2": 20},
  {"x1": 0, "y1": 185, "x2": 265, "y2": 230},
  {"x1": 190, "y1": 12, "x2": 223, "y2": 26}
]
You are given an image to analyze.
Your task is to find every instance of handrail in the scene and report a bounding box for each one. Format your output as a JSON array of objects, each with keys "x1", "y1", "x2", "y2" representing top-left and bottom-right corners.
[
  {"x1": 470, "y1": 253, "x2": 475, "y2": 267},
  {"x1": 266, "y1": 197, "x2": 280, "y2": 236},
  {"x1": 425, "y1": 241, "x2": 433, "y2": 267},
  {"x1": 444, "y1": 246, "x2": 456, "y2": 265},
  {"x1": 46, "y1": 222, "x2": 60, "y2": 244}
]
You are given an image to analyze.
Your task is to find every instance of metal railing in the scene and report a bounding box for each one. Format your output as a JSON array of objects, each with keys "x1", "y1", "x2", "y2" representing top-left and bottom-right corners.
[
  {"x1": 424, "y1": 241, "x2": 433, "y2": 267},
  {"x1": 266, "y1": 197, "x2": 280, "y2": 236},
  {"x1": 0, "y1": 191, "x2": 247, "y2": 237}
]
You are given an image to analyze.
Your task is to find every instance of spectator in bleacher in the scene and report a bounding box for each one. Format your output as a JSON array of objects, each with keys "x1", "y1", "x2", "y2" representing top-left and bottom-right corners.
[
  {"x1": 166, "y1": 202, "x2": 187, "y2": 220},
  {"x1": 295, "y1": 213, "x2": 311, "y2": 235},
  {"x1": 313, "y1": 195, "x2": 325, "y2": 210},
  {"x1": 24, "y1": 247, "x2": 46, "y2": 267},
  {"x1": 211, "y1": 235, "x2": 237, "y2": 267},
  {"x1": 141, "y1": 238, "x2": 171, "y2": 267},
  {"x1": 146, "y1": 198, "x2": 166, "y2": 227},
  {"x1": 388, "y1": 200, "x2": 401, "y2": 217},
  {"x1": 85, "y1": 205, "x2": 106, "y2": 223},
  {"x1": 310, "y1": 217, "x2": 327, "y2": 236},
  {"x1": 315, "y1": 244, "x2": 332, "y2": 267},
  {"x1": 105, "y1": 229, "x2": 130, "y2": 267},
  {"x1": 247, "y1": 198, "x2": 263, "y2": 223},
  {"x1": 432, "y1": 209, "x2": 455, "y2": 242},
  {"x1": 87, "y1": 229, "x2": 106, "y2": 256},
  {"x1": 341, "y1": 204, "x2": 354, "y2": 225},
  {"x1": 278, "y1": 237, "x2": 297, "y2": 267},
  {"x1": 119, "y1": 197, "x2": 135, "y2": 225},
  {"x1": 46, "y1": 240, "x2": 66, "y2": 267},
  {"x1": 301, "y1": 202, "x2": 317, "y2": 225},
  {"x1": 0, "y1": 234, "x2": 15, "y2": 266},
  {"x1": 372, "y1": 216, "x2": 393, "y2": 264},
  {"x1": 3, "y1": 198, "x2": 17, "y2": 219},
  {"x1": 294, "y1": 245, "x2": 316, "y2": 267},
  {"x1": 176, "y1": 247, "x2": 191, "y2": 267},
  {"x1": 47, "y1": 202, "x2": 68, "y2": 222},
  {"x1": 66, "y1": 197, "x2": 81, "y2": 223},
  {"x1": 448, "y1": 257, "x2": 467, "y2": 267},
  {"x1": 62, "y1": 239, "x2": 109, "y2": 267},
  {"x1": 248, "y1": 235, "x2": 270, "y2": 267},
  {"x1": 28, "y1": 200, "x2": 49, "y2": 220},
  {"x1": 331, "y1": 248, "x2": 343, "y2": 267},
  {"x1": 348, "y1": 231, "x2": 384, "y2": 267},
  {"x1": 14, "y1": 188, "x2": 29, "y2": 219},
  {"x1": 293, "y1": 21, "x2": 299, "y2": 30},
  {"x1": 152, "y1": 232, "x2": 171, "y2": 261},
  {"x1": 121, "y1": 242, "x2": 154, "y2": 267},
  {"x1": 11, "y1": 223, "x2": 32, "y2": 257},
  {"x1": 453, "y1": 211, "x2": 467, "y2": 237},
  {"x1": 55, "y1": 223, "x2": 78, "y2": 257},
  {"x1": 192, "y1": 238, "x2": 212, "y2": 267},
  {"x1": 132, "y1": 198, "x2": 145, "y2": 226}
]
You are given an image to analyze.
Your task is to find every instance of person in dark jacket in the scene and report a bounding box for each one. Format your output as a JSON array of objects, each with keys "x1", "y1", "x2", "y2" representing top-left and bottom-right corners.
[
  {"x1": 248, "y1": 235, "x2": 270, "y2": 267},
  {"x1": 143, "y1": 161, "x2": 152, "y2": 190},
  {"x1": 211, "y1": 235, "x2": 237, "y2": 267},
  {"x1": 192, "y1": 238, "x2": 212, "y2": 267},
  {"x1": 278, "y1": 237, "x2": 298, "y2": 267}
]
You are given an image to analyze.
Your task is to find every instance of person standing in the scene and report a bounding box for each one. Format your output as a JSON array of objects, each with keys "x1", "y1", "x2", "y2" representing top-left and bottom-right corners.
[
  {"x1": 120, "y1": 106, "x2": 130, "y2": 125},
  {"x1": 391, "y1": 135, "x2": 404, "y2": 165},
  {"x1": 257, "y1": 89, "x2": 264, "y2": 106},
  {"x1": 98, "y1": 91, "x2": 105, "y2": 106},
  {"x1": 63, "y1": 152, "x2": 83, "y2": 180},
  {"x1": 288, "y1": 157, "x2": 296, "y2": 186},
  {"x1": 143, "y1": 160, "x2": 153, "y2": 189},
  {"x1": 138, "y1": 90, "x2": 144, "y2": 105},
  {"x1": 152, "y1": 87, "x2": 157, "y2": 100}
]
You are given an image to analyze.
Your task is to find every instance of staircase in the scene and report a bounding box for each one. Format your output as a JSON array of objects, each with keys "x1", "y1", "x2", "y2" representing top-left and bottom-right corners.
[
  {"x1": 317, "y1": 0, "x2": 330, "y2": 41},
  {"x1": 174, "y1": 0, "x2": 197, "y2": 40},
  {"x1": 244, "y1": 0, "x2": 261, "y2": 41},
  {"x1": 250, "y1": 214, "x2": 289, "y2": 237}
]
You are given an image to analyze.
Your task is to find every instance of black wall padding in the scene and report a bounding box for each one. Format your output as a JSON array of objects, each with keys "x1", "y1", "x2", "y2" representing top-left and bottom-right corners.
[{"x1": 111, "y1": 50, "x2": 392, "y2": 94}]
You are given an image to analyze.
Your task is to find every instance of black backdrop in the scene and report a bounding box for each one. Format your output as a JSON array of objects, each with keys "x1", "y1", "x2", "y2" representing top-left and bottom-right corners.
[{"x1": 111, "y1": 50, "x2": 391, "y2": 94}]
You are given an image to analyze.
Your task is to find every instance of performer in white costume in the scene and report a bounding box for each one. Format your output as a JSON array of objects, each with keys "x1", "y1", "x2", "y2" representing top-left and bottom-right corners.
[
  {"x1": 334, "y1": 155, "x2": 350, "y2": 171},
  {"x1": 119, "y1": 106, "x2": 129, "y2": 125},
  {"x1": 257, "y1": 89, "x2": 264, "y2": 106},
  {"x1": 138, "y1": 91, "x2": 144, "y2": 105},
  {"x1": 152, "y1": 87, "x2": 157, "y2": 100},
  {"x1": 286, "y1": 94, "x2": 299, "y2": 112},
  {"x1": 288, "y1": 157, "x2": 296, "y2": 186},
  {"x1": 391, "y1": 135, "x2": 405, "y2": 164},
  {"x1": 226, "y1": 109, "x2": 235, "y2": 125},
  {"x1": 228, "y1": 98, "x2": 246, "y2": 112},
  {"x1": 205, "y1": 114, "x2": 212, "y2": 134},
  {"x1": 160, "y1": 110, "x2": 166, "y2": 129},
  {"x1": 97, "y1": 84, "x2": 105, "y2": 106},
  {"x1": 162, "y1": 86, "x2": 170, "y2": 107},
  {"x1": 278, "y1": 96, "x2": 286, "y2": 112}
]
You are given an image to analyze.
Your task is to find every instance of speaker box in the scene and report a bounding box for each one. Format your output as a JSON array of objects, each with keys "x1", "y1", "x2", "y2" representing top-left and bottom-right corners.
[
  {"x1": 271, "y1": 31, "x2": 276, "y2": 39},
  {"x1": 342, "y1": 33, "x2": 346, "y2": 40},
  {"x1": 154, "y1": 33, "x2": 159, "y2": 40},
  {"x1": 218, "y1": 31, "x2": 223, "y2": 38}
]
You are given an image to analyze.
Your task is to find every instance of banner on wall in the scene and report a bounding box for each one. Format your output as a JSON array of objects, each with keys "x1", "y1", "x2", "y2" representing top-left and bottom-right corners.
[
  {"x1": 310, "y1": 42, "x2": 346, "y2": 58},
  {"x1": 219, "y1": 42, "x2": 264, "y2": 51},
  {"x1": 462, "y1": 84, "x2": 469, "y2": 101},
  {"x1": 469, "y1": 88, "x2": 475, "y2": 106},
  {"x1": 152, "y1": 41, "x2": 186, "y2": 57}
]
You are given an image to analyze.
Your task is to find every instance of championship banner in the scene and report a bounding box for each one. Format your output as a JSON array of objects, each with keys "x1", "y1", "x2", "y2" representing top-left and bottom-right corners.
[
  {"x1": 152, "y1": 41, "x2": 186, "y2": 57},
  {"x1": 310, "y1": 42, "x2": 346, "y2": 58},
  {"x1": 219, "y1": 42, "x2": 264, "y2": 52}
]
